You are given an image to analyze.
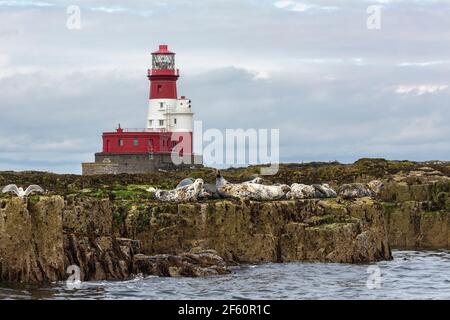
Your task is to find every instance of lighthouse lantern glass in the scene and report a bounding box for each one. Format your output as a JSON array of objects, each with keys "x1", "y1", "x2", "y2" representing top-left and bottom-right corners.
[{"x1": 152, "y1": 54, "x2": 175, "y2": 70}]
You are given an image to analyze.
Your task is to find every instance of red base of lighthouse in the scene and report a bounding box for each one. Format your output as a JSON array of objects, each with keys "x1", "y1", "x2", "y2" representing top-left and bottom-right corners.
[
  {"x1": 81, "y1": 127, "x2": 201, "y2": 175},
  {"x1": 100, "y1": 127, "x2": 193, "y2": 155}
]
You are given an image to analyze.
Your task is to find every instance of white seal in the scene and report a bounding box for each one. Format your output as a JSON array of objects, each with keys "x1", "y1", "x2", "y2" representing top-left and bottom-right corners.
[
  {"x1": 155, "y1": 179, "x2": 204, "y2": 202},
  {"x1": 215, "y1": 170, "x2": 290, "y2": 200},
  {"x1": 287, "y1": 183, "x2": 337, "y2": 199}
]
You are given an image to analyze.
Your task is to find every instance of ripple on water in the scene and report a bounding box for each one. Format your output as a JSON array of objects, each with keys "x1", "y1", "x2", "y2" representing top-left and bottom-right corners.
[{"x1": 1, "y1": 250, "x2": 450, "y2": 300}]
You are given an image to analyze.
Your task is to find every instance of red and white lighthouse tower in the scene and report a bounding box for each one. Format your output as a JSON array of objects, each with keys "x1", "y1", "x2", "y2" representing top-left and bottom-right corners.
[
  {"x1": 82, "y1": 45, "x2": 200, "y2": 175},
  {"x1": 147, "y1": 45, "x2": 194, "y2": 136}
]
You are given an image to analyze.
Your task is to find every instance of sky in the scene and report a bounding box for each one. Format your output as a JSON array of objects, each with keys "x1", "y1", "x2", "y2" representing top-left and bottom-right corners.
[{"x1": 0, "y1": 0, "x2": 449, "y2": 173}]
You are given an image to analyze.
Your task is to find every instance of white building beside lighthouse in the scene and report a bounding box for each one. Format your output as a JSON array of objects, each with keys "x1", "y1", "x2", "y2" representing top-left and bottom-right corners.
[{"x1": 147, "y1": 96, "x2": 193, "y2": 133}]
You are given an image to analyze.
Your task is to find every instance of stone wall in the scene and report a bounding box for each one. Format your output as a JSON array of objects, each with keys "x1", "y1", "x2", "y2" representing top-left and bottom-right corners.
[
  {"x1": 82, "y1": 153, "x2": 203, "y2": 175},
  {"x1": 81, "y1": 162, "x2": 119, "y2": 175}
]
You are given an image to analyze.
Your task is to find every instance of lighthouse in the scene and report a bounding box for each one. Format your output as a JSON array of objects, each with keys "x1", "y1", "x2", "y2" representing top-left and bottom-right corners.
[
  {"x1": 82, "y1": 45, "x2": 202, "y2": 175},
  {"x1": 147, "y1": 45, "x2": 193, "y2": 135},
  {"x1": 146, "y1": 45, "x2": 194, "y2": 156}
]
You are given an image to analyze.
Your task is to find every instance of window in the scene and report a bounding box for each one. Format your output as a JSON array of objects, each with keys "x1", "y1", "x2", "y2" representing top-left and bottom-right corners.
[
  {"x1": 152, "y1": 54, "x2": 175, "y2": 70},
  {"x1": 159, "y1": 120, "x2": 164, "y2": 126},
  {"x1": 133, "y1": 138, "x2": 139, "y2": 146},
  {"x1": 118, "y1": 139, "x2": 123, "y2": 147},
  {"x1": 157, "y1": 85, "x2": 163, "y2": 93},
  {"x1": 174, "y1": 118, "x2": 177, "y2": 125},
  {"x1": 159, "y1": 102, "x2": 164, "y2": 109},
  {"x1": 148, "y1": 120, "x2": 153, "y2": 127}
]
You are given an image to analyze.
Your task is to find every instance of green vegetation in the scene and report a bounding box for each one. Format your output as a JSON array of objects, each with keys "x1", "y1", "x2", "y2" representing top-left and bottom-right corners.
[{"x1": 0, "y1": 158, "x2": 449, "y2": 208}]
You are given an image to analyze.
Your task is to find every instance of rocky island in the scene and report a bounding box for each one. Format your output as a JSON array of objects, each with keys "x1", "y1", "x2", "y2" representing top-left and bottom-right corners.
[{"x1": 0, "y1": 158, "x2": 449, "y2": 284}]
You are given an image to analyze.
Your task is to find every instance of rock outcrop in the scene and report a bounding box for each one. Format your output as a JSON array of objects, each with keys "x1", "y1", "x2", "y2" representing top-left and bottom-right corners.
[
  {"x1": 0, "y1": 196, "x2": 65, "y2": 283},
  {"x1": 380, "y1": 169, "x2": 450, "y2": 249},
  {"x1": 124, "y1": 198, "x2": 391, "y2": 264},
  {"x1": 338, "y1": 183, "x2": 374, "y2": 199},
  {"x1": 133, "y1": 250, "x2": 229, "y2": 277},
  {"x1": 0, "y1": 196, "x2": 234, "y2": 283},
  {"x1": 3, "y1": 158, "x2": 449, "y2": 283},
  {"x1": 0, "y1": 196, "x2": 138, "y2": 283},
  {"x1": 0, "y1": 194, "x2": 392, "y2": 283}
]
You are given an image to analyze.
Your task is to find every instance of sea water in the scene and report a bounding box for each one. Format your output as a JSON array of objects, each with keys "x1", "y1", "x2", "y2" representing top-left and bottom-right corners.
[{"x1": 1, "y1": 250, "x2": 450, "y2": 300}]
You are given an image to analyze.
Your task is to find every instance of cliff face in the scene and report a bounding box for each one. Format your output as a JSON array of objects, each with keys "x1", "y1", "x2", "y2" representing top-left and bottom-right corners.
[
  {"x1": 62, "y1": 196, "x2": 134, "y2": 281},
  {"x1": 0, "y1": 195, "x2": 391, "y2": 283},
  {"x1": 0, "y1": 196, "x2": 136, "y2": 283},
  {"x1": 0, "y1": 197, "x2": 64, "y2": 283},
  {"x1": 122, "y1": 198, "x2": 391, "y2": 264},
  {"x1": 380, "y1": 169, "x2": 450, "y2": 249}
]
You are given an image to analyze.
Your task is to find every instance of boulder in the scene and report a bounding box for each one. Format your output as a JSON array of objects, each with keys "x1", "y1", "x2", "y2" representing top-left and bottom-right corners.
[
  {"x1": 133, "y1": 250, "x2": 230, "y2": 277},
  {"x1": 368, "y1": 180, "x2": 384, "y2": 195},
  {"x1": 338, "y1": 183, "x2": 374, "y2": 199}
]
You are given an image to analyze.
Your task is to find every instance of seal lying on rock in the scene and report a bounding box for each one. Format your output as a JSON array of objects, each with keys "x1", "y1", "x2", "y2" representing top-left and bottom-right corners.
[
  {"x1": 155, "y1": 178, "x2": 204, "y2": 202},
  {"x1": 176, "y1": 178, "x2": 195, "y2": 189},
  {"x1": 287, "y1": 183, "x2": 337, "y2": 199},
  {"x1": 287, "y1": 184, "x2": 315, "y2": 199},
  {"x1": 216, "y1": 170, "x2": 290, "y2": 200},
  {"x1": 337, "y1": 180, "x2": 384, "y2": 199},
  {"x1": 200, "y1": 183, "x2": 220, "y2": 199},
  {"x1": 173, "y1": 178, "x2": 219, "y2": 200},
  {"x1": 312, "y1": 184, "x2": 337, "y2": 198}
]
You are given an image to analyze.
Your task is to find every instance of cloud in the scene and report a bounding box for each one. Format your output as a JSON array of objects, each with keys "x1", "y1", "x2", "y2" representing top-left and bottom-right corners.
[
  {"x1": 0, "y1": 1, "x2": 53, "y2": 8},
  {"x1": 90, "y1": 6, "x2": 127, "y2": 14},
  {"x1": 90, "y1": 5, "x2": 153, "y2": 17},
  {"x1": 395, "y1": 85, "x2": 448, "y2": 95},
  {"x1": 397, "y1": 61, "x2": 449, "y2": 67},
  {"x1": 273, "y1": 1, "x2": 338, "y2": 12}
]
